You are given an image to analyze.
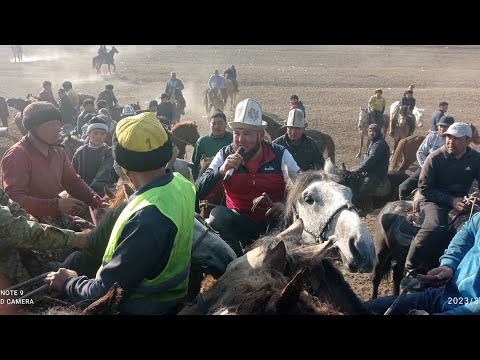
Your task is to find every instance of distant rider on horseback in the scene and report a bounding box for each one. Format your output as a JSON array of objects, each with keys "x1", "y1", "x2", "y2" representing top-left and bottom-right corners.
[
  {"x1": 165, "y1": 72, "x2": 186, "y2": 115},
  {"x1": 98, "y1": 45, "x2": 108, "y2": 62},
  {"x1": 208, "y1": 70, "x2": 227, "y2": 105},
  {"x1": 223, "y1": 65, "x2": 238, "y2": 92},
  {"x1": 389, "y1": 89, "x2": 416, "y2": 137},
  {"x1": 368, "y1": 88, "x2": 386, "y2": 128}
]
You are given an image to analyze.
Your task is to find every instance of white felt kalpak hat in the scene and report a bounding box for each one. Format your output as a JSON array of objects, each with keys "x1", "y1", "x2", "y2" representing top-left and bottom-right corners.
[
  {"x1": 286, "y1": 108, "x2": 307, "y2": 128},
  {"x1": 229, "y1": 98, "x2": 267, "y2": 131}
]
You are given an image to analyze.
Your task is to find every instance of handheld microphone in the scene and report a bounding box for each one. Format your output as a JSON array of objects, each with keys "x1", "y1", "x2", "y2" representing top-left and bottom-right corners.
[{"x1": 223, "y1": 147, "x2": 245, "y2": 182}]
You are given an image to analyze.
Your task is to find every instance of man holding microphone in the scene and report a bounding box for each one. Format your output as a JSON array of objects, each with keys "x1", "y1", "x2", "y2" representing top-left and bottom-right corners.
[{"x1": 196, "y1": 98, "x2": 299, "y2": 255}]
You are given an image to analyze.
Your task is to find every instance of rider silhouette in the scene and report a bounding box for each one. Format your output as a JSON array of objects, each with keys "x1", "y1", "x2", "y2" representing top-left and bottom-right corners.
[{"x1": 98, "y1": 45, "x2": 108, "y2": 61}]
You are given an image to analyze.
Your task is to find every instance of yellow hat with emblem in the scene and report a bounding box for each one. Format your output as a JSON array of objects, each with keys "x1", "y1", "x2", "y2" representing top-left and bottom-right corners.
[{"x1": 113, "y1": 112, "x2": 172, "y2": 172}]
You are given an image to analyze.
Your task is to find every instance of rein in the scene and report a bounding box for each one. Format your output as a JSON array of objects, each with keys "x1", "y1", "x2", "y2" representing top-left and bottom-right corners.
[{"x1": 294, "y1": 202, "x2": 356, "y2": 243}]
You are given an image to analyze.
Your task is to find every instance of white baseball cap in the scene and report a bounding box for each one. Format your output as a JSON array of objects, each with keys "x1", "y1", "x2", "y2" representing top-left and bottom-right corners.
[{"x1": 442, "y1": 122, "x2": 472, "y2": 138}]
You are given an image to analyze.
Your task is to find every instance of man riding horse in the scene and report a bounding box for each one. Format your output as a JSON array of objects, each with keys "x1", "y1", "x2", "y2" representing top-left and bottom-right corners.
[
  {"x1": 389, "y1": 89, "x2": 416, "y2": 137},
  {"x1": 165, "y1": 72, "x2": 186, "y2": 116}
]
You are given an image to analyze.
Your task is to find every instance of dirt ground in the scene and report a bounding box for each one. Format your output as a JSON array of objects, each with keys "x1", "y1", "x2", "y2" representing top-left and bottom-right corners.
[{"x1": 2, "y1": 45, "x2": 480, "y2": 302}]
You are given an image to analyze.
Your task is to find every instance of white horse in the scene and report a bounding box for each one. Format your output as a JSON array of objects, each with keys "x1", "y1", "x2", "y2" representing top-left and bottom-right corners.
[
  {"x1": 390, "y1": 101, "x2": 424, "y2": 128},
  {"x1": 179, "y1": 169, "x2": 376, "y2": 314}
]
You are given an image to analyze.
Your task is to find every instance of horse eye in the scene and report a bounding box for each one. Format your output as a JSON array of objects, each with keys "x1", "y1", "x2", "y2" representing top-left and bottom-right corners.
[{"x1": 303, "y1": 194, "x2": 314, "y2": 205}]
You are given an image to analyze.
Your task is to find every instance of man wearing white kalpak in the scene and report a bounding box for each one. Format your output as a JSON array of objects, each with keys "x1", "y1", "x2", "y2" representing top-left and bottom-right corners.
[{"x1": 196, "y1": 98, "x2": 300, "y2": 256}]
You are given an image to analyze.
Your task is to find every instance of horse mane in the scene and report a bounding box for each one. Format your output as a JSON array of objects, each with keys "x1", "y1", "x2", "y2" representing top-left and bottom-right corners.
[
  {"x1": 198, "y1": 156, "x2": 213, "y2": 178},
  {"x1": 284, "y1": 171, "x2": 331, "y2": 226},
  {"x1": 172, "y1": 121, "x2": 197, "y2": 132}
]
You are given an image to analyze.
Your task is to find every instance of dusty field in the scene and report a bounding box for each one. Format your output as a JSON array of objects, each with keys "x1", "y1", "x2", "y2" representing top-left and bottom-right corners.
[{"x1": 2, "y1": 45, "x2": 480, "y2": 302}]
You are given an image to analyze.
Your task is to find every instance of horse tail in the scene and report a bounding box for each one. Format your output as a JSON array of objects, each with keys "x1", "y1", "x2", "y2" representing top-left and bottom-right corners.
[
  {"x1": 92, "y1": 56, "x2": 96, "y2": 68},
  {"x1": 388, "y1": 136, "x2": 408, "y2": 171},
  {"x1": 204, "y1": 89, "x2": 209, "y2": 115},
  {"x1": 324, "y1": 133, "x2": 336, "y2": 165}
]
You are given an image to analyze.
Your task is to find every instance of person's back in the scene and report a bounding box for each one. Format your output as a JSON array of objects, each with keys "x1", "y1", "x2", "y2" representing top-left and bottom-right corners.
[
  {"x1": 63, "y1": 81, "x2": 79, "y2": 112},
  {"x1": 156, "y1": 94, "x2": 177, "y2": 127},
  {"x1": 46, "y1": 112, "x2": 196, "y2": 314},
  {"x1": 289, "y1": 95, "x2": 306, "y2": 118},
  {"x1": 58, "y1": 89, "x2": 75, "y2": 126}
]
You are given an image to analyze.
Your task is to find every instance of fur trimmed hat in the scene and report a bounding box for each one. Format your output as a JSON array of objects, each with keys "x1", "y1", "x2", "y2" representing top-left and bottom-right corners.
[
  {"x1": 113, "y1": 112, "x2": 172, "y2": 172},
  {"x1": 22, "y1": 101, "x2": 62, "y2": 130}
]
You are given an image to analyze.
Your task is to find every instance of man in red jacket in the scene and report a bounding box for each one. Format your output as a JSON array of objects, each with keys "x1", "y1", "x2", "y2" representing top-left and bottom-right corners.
[
  {"x1": 1, "y1": 101, "x2": 103, "y2": 228},
  {"x1": 196, "y1": 98, "x2": 300, "y2": 255}
]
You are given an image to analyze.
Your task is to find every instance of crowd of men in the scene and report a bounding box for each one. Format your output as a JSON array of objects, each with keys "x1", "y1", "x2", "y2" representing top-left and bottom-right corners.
[{"x1": 0, "y1": 75, "x2": 479, "y2": 315}]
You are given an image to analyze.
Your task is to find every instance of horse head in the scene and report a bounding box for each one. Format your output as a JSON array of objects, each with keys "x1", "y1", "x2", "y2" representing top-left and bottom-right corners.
[
  {"x1": 172, "y1": 121, "x2": 200, "y2": 146},
  {"x1": 284, "y1": 171, "x2": 375, "y2": 273},
  {"x1": 6, "y1": 98, "x2": 31, "y2": 112},
  {"x1": 413, "y1": 107, "x2": 425, "y2": 127},
  {"x1": 358, "y1": 107, "x2": 370, "y2": 130},
  {"x1": 397, "y1": 105, "x2": 409, "y2": 127}
]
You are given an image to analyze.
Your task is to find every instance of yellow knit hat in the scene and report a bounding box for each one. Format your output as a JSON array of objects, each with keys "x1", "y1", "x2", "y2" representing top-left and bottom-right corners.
[{"x1": 113, "y1": 112, "x2": 172, "y2": 171}]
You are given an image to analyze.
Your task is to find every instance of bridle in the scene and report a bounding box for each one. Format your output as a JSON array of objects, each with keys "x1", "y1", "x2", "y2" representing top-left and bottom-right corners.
[{"x1": 293, "y1": 201, "x2": 357, "y2": 243}]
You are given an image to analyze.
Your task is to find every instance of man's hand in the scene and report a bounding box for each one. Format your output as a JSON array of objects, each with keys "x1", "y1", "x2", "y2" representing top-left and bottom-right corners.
[
  {"x1": 44, "y1": 268, "x2": 78, "y2": 292},
  {"x1": 72, "y1": 232, "x2": 89, "y2": 251},
  {"x1": 416, "y1": 265, "x2": 453, "y2": 288},
  {"x1": 58, "y1": 198, "x2": 85, "y2": 214},
  {"x1": 91, "y1": 194, "x2": 108, "y2": 209},
  {"x1": 265, "y1": 202, "x2": 285, "y2": 219},
  {"x1": 219, "y1": 153, "x2": 243, "y2": 177},
  {"x1": 452, "y1": 197, "x2": 471, "y2": 211}
]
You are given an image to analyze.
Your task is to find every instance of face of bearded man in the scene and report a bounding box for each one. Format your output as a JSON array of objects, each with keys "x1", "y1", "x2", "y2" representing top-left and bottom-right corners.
[{"x1": 233, "y1": 129, "x2": 263, "y2": 162}]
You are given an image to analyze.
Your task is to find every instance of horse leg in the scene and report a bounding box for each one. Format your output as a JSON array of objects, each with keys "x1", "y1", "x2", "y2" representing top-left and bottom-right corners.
[
  {"x1": 371, "y1": 245, "x2": 391, "y2": 299},
  {"x1": 356, "y1": 133, "x2": 363, "y2": 158},
  {"x1": 108, "y1": 64, "x2": 111, "y2": 74}
]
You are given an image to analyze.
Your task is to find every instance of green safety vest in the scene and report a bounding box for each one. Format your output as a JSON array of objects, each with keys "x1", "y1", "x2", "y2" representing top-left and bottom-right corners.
[{"x1": 99, "y1": 173, "x2": 195, "y2": 304}]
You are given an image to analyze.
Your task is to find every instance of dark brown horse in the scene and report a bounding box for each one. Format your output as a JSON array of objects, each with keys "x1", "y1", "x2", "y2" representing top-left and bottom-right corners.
[
  {"x1": 371, "y1": 199, "x2": 476, "y2": 299},
  {"x1": 262, "y1": 113, "x2": 336, "y2": 164},
  {"x1": 179, "y1": 221, "x2": 370, "y2": 315},
  {"x1": 171, "y1": 121, "x2": 200, "y2": 159},
  {"x1": 92, "y1": 47, "x2": 119, "y2": 74}
]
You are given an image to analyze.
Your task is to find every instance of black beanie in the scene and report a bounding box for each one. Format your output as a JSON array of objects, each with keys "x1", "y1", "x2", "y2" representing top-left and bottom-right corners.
[{"x1": 22, "y1": 101, "x2": 62, "y2": 130}]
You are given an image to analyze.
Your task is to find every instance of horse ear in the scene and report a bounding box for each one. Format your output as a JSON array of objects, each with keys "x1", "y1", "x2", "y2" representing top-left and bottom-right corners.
[
  {"x1": 277, "y1": 217, "x2": 304, "y2": 239},
  {"x1": 262, "y1": 240, "x2": 287, "y2": 273},
  {"x1": 324, "y1": 158, "x2": 337, "y2": 175},
  {"x1": 265, "y1": 268, "x2": 307, "y2": 314}
]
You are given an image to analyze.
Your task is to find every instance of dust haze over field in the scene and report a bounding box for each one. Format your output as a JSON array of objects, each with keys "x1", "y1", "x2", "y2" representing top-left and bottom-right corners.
[{"x1": 2, "y1": 45, "x2": 480, "y2": 299}]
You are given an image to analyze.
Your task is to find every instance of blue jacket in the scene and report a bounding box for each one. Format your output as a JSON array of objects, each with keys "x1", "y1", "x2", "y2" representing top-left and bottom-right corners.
[{"x1": 439, "y1": 212, "x2": 480, "y2": 315}]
